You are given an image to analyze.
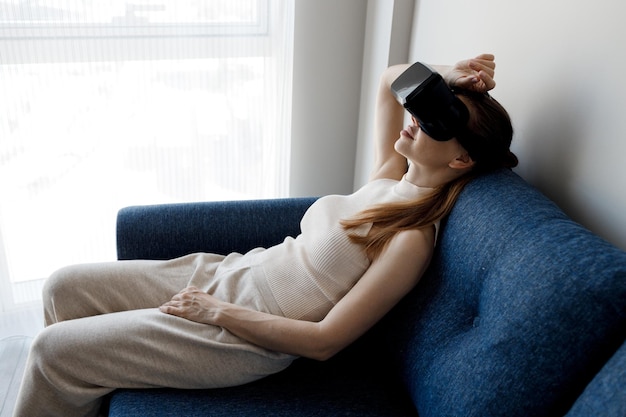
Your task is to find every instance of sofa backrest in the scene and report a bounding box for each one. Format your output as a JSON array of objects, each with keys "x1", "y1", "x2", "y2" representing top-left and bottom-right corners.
[
  {"x1": 117, "y1": 198, "x2": 316, "y2": 260},
  {"x1": 382, "y1": 169, "x2": 626, "y2": 417}
]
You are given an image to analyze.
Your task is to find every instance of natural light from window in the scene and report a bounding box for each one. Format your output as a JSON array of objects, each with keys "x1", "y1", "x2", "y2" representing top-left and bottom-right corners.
[{"x1": 0, "y1": 0, "x2": 294, "y2": 309}]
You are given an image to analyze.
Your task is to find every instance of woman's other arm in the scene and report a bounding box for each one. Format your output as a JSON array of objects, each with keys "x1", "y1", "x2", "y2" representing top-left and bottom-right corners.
[{"x1": 160, "y1": 227, "x2": 434, "y2": 361}]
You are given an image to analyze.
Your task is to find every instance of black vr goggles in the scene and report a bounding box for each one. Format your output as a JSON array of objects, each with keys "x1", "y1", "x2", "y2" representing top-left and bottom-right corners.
[{"x1": 391, "y1": 62, "x2": 469, "y2": 141}]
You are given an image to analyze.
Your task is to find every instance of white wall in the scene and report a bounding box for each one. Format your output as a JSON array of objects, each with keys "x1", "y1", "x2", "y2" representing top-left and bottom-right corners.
[
  {"x1": 356, "y1": 0, "x2": 626, "y2": 251},
  {"x1": 290, "y1": 0, "x2": 413, "y2": 198},
  {"x1": 289, "y1": 0, "x2": 367, "y2": 197},
  {"x1": 354, "y1": 0, "x2": 415, "y2": 189}
]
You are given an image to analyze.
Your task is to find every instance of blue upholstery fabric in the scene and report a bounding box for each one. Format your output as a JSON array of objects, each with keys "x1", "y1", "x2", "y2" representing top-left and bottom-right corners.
[
  {"x1": 116, "y1": 197, "x2": 317, "y2": 260},
  {"x1": 111, "y1": 170, "x2": 626, "y2": 416},
  {"x1": 108, "y1": 347, "x2": 417, "y2": 417},
  {"x1": 565, "y1": 340, "x2": 626, "y2": 416},
  {"x1": 382, "y1": 169, "x2": 626, "y2": 416}
]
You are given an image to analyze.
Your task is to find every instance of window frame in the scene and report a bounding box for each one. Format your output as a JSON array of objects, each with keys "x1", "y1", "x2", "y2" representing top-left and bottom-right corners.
[{"x1": 0, "y1": 0, "x2": 269, "y2": 39}]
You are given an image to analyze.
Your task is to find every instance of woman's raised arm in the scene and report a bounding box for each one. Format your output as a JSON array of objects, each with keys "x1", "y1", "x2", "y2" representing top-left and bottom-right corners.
[{"x1": 370, "y1": 63, "x2": 410, "y2": 182}]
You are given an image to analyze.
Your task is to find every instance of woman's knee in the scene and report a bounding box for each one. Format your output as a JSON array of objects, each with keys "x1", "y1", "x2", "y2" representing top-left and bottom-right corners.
[
  {"x1": 43, "y1": 264, "x2": 96, "y2": 325},
  {"x1": 29, "y1": 324, "x2": 73, "y2": 369},
  {"x1": 43, "y1": 264, "x2": 86, "y2": 300}
]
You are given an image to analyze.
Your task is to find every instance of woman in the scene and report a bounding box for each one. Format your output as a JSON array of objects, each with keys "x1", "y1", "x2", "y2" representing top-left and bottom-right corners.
[{"x1": 14, "y1": 54, "x2": 517, "y2": 417}]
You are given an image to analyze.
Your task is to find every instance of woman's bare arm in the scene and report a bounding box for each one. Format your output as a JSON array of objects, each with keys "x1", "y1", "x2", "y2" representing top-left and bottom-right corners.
[
  {"x1": 370, "y1": 63, "x2": 411, "y2": 182},
  {"x1": 160, "y1": 227, "x2": 434, "y2": 361}
]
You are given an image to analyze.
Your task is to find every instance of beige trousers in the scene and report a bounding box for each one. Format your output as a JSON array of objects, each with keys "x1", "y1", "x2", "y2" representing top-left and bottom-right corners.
[{"x1": 13, "y1": 253, "x2": 295, "y2": 417}]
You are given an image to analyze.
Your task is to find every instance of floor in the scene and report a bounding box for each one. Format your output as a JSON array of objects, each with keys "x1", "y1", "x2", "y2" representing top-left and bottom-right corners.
[{"x1": 0, "y1": 305, "x2": 43, "y2": 417}]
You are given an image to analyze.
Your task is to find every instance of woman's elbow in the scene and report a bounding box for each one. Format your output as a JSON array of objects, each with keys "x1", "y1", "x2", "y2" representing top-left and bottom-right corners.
[
  {"x1": 306, "y1": 348, "x2": 336, "y2": 362},
  {"x1": 305, "y1": 339, "x2": 345, "y2": 361},
  {"x1": 297, "y1": 322, "x2": 349, "y2": 361}
]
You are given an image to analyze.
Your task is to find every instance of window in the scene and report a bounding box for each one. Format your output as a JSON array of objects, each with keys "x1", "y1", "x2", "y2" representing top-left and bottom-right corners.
[{"x1": 0, "y1": 0, "x2": 294, "y2": 310}]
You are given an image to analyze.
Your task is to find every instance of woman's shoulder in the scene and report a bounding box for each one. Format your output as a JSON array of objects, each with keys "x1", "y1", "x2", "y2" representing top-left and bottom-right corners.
[
  {"x1": 394, "y1": 226, "x2": 435, "y2": 247},
  {"x1": 369, "y1": 225, "x2": 435, "y2": 260},
  {"x1": 369, "y1": 227, "x2": 435, "y2": 280}
]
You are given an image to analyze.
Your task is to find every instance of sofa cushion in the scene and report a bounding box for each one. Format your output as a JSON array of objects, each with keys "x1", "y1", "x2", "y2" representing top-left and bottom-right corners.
[
  {"x1": 382, "y1": 169, "x2": 626, "y2": 417},
  {"x1": 108, "y1": 342, "x2": 418, "y2": 417}
]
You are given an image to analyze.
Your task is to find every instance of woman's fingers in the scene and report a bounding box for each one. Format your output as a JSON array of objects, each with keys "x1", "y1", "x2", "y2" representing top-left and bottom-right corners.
[
  {"x1": 451, "y1": 54, "x2": 497, "y2": 92},
  {"x1": 476, "y1": 69, "x2": 496, "y2": 91},
  {"x1": 159, "y1": 286, "x2": 220, "y2": 325}
]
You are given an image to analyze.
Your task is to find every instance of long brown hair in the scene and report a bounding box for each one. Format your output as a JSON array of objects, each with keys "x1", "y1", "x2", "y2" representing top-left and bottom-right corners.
[{"x1": 341, "y1": 92, "x2": 518, "y2": 260}]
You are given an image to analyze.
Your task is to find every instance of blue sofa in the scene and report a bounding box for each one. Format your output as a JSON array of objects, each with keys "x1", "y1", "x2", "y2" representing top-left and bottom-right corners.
[{"x1": 110, "y1": 169, "x2": 626, "y2": 417}]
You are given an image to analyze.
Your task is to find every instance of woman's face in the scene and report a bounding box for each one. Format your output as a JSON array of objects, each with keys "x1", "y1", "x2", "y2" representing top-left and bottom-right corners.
[{"x1": 394, "y1": 116, "x2": 470, "y2": 171}]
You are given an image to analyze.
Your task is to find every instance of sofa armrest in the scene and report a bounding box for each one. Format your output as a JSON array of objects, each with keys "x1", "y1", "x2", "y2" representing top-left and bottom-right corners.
[
  {"x1": 116, "y1": 197, "x2": 317, "y2": 261},
  {"x1": 565, "y1": 337, "x2": 626, "y2": 417}
]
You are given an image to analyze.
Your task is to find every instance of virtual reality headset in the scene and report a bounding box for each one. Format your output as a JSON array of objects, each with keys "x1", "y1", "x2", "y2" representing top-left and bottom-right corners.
[{"x1": 391, "y1": 62, "x2": 469, "y2": 141}]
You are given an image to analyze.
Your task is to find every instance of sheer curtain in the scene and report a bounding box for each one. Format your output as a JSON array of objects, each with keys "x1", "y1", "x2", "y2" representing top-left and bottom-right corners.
[{"x1": 0, "y1": 0, "x2": 294, "y2": 310}]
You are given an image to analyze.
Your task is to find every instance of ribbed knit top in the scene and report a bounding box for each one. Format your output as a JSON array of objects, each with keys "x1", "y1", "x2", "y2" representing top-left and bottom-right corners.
[{"x1": 252, "y1": 175, "x2": 436, "y2": 322}]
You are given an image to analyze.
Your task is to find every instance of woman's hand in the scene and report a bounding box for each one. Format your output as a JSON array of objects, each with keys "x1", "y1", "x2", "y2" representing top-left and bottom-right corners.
[
  {"x1": 444, "y1": 53, "x2": 496, "y2": 93},
  {"x1": 159, "y1": 286, "x2": 221, "y2": 325}
]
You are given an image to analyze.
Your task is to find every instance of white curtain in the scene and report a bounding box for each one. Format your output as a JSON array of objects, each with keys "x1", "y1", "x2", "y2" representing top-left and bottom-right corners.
[{"x1": 0, "y1": 0, "x2": 294, "y2": 310}]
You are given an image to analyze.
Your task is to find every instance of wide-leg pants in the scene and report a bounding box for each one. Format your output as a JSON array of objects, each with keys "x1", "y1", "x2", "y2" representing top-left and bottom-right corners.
[{"x1": 13, "y1": 253, "x2": 296, "y2": 417}]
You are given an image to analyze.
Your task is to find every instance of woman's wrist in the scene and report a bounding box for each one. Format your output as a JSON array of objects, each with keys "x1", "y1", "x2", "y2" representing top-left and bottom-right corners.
[{"x1": 210, "y1": 299, "x2": 232, "y2": 327}]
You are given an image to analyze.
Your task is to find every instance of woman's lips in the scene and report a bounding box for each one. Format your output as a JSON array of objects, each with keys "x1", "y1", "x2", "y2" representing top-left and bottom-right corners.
[{"x1": 401, "y1": 126, "x2": 415, "y2": 139}]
